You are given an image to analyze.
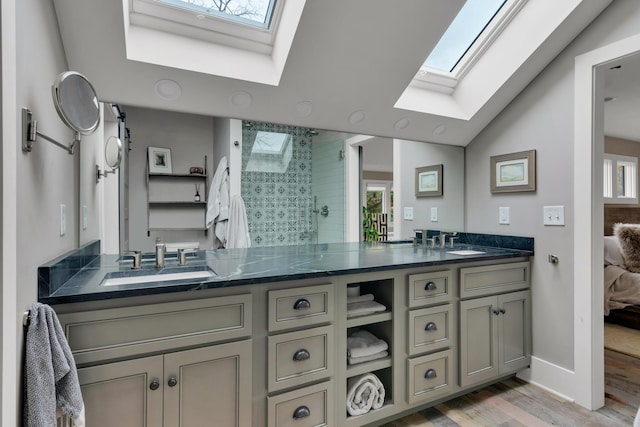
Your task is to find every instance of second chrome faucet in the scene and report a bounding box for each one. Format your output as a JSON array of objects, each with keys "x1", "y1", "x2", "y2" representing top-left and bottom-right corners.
[{"x1": 155, "y1": 238, "x2": 166, "y2": 268}]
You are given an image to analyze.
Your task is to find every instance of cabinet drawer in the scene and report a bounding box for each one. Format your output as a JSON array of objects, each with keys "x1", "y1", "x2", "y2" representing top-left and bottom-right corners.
[
  {"x1": 268, "y1": 381, "x2": 333, "y2": 427},
  {"x1": 407, "y1": 349, "x2": 453, "y2": 404},
  {"x1": 269, "y1": 284, "x2": 334, "y2": 332},
  {"x1": 268, "y1": 325, "x2": 334, "y2": 392},
  {"x1": 408, "y1": 271, "x2": 452, "y2": 308},
  {"x1": 58, "y1": 294, "x2": 252, "y2": 366},
  {"x1": 408, "y1": 304, "x2": 454, "y2": 356},
  {"x1": 460, "y1": 261, "x2": 530, "y2": 299}
]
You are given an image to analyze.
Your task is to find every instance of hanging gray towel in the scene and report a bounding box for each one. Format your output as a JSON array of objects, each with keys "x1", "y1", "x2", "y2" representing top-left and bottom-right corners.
[{"x1": 24, "y1": 302, "x2": 84, "y2": 427}]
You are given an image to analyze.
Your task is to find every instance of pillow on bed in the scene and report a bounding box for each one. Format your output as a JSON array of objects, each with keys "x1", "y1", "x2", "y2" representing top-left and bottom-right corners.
[
  {"x1": 614, "y1": 223, "x2": 640, "y2": 272},
  {"x1": 604, "y1": 235, "x2": 626, "y2": 266}
]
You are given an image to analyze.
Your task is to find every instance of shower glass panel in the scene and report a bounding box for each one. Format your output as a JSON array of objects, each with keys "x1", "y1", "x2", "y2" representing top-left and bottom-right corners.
[{"x1": 242, "y1": 121, "x2": 345, "y2": 247}]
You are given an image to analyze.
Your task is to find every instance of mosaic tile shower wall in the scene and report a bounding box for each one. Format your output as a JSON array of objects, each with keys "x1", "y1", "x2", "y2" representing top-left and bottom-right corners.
[{"x1": 241, "y1": 122, "x2": 314, "y2": 247}]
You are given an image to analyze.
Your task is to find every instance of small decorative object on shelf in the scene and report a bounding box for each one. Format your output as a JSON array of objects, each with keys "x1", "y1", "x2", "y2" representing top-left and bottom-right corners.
[
  {"x1": 190, "y1": 166, "x2": 204, "y2": 175},
  {"x1": 195, "y1": 184, "x2": 201, "y2": 202}
]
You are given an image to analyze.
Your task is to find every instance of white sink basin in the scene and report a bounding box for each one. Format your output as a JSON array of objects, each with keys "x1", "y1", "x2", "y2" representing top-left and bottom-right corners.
[
  {"x1": 100, "y1": 269, "x2": 215, "y2": 287},
  {"x1": 446, "y1": 250, "x2": 486, "y2": 256}
]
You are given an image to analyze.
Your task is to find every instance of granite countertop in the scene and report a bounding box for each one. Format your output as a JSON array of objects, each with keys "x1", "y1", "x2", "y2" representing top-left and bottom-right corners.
[{"x1": 39, "y1": 239, "x2": 533, "y2": 304}]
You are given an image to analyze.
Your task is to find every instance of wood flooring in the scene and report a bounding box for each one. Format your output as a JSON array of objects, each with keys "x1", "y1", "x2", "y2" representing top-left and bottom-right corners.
[{"x1": 379, "y1": 348, "x2": 640, "y2": 426}]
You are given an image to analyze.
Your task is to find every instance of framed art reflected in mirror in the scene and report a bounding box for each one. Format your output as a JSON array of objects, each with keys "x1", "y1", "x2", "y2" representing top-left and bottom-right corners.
[{"x1": 415, "y1": 164, "x2": 443, "y2": 197}]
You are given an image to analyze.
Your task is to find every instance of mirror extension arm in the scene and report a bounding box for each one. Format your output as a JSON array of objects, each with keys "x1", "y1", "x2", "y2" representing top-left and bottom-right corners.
[{"x1": 22, "y1": 108, "x2": 80, "y2": 155}]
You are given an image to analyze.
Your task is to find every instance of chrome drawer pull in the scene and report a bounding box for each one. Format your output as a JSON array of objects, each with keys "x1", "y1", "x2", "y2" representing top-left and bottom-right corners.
[
  {"x1": 167, "y1": 377, "x2": 178, "y2": 387},
  {"x1": 293, "y1": 349, "x2": 311, "y2": 361},
  {"x1": 424, "y1": 322, "x2": 438, "y2": 332},
  {"x1": 424, "y1": 281, "x2": 437, "y2": 291},
  {"x1": 149, "y1": 379, "x2": 160, "y2": 391},
  {"x1": 424, "y1": 369, "x2": 437, "y2": 379},
  {"x1": 293, "y1": 405, "x2": 311, "y2": 419},
  {"x1": 293, "y1": 298, "x2": 311, "y2": 310}
]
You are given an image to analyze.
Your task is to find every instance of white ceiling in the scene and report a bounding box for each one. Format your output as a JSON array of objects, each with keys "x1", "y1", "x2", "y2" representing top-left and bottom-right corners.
[{"x1": 51, "y1": 0, "x2": 614, "y2": 146}]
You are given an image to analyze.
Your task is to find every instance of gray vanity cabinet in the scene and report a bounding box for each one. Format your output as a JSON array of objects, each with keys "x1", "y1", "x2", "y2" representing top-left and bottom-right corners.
[
  {"x1": 78, "y1": 340, "x2": 252, "y2": 427},
  {"x1": 58, "y1": 294, "x2": 253, "y2": 427},
  {"x1": 78, "y1": 355, "x2": 164, "y2": 427},
  {"x1": 459, "y1": 288, "x2": 531, "y2": 388}
]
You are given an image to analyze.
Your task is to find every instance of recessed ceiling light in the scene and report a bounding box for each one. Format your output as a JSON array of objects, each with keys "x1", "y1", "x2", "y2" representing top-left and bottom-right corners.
[
  {"x1": 432, "y1": 124, "x2": 447, "y2": 136},
  {"x1": 348, "y1": 110, "x2": 367, "y2": 125},
  {"x1": 154, "y1": 79, "x2": 182, "y2": 101},
  {"x1": 230, "y1": 91, "x2": 252, "y2": 108},
  {"x1": 394, "y1": 118, "x2": 411, "y2": 130},
  {"x1": 295, "y1": 101, "x2": 313, "y2": 117}
]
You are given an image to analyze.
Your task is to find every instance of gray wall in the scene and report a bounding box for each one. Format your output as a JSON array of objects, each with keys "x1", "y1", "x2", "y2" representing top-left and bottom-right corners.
[
  {"x1": 12, "y1": 0, "x2": 73, "y2": 422},
  {"x1": 123, "y1": 106, "x2": 215, "y2": 252},
  {"x1": 396, "y1": 139, "x2": 465, "y2": 240},
  {"x1": 465, "y1": 0, "x2": 640, "y2": 371}
]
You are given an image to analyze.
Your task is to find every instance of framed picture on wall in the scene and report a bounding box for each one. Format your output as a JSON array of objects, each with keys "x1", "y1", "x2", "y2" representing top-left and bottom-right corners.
[
  {"x1": 415, "y1": 164, "x2": 443, "y2": 197},
  {"x1": 148, "y1": 147, "x2": 172, "y2": 174},
  {"x1": 490, "y1": 149, "x2": 536, "y2": 193}
]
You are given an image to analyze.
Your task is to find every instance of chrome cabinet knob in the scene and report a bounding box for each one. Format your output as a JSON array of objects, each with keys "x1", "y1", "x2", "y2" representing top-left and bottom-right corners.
[
  {"x1": 167, "y1": 377, "x2": 178, "y2": 387},
  {"x1": 149, "y1": 379, "x2": 160, "y2": 391}
]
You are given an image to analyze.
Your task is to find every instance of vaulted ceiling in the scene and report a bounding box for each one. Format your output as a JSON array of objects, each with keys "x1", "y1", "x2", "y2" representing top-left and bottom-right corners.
[{"x1": 52, "y1": 0, "x2": 614, "y2": 146}]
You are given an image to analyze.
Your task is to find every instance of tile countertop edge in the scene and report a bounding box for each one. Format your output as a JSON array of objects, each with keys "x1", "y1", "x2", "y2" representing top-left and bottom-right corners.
[{"x1": 38, "y1": 246, "x2": 533, "y2": 305}]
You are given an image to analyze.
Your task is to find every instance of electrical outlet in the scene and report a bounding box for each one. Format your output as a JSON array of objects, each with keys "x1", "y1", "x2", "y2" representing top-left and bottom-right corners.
[
  {"x1": 499, "y1": 206, "x2": 510, "y2": 225},
  {"x1": 404, "y1": 207, "x2": 414, "y2": 220},
  {"x1": 60, "y1": 204, "x2": 67, "y2": 236},
  {"x1": 430, "y1": 207, "x2": 438, "y2": 222},
  {"x1": 543, "y1": 205, "x2": 565, "y2": 226}
]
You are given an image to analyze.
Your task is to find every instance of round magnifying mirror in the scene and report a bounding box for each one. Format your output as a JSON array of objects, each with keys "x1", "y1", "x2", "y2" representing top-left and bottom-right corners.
[
  {"x1": 52, "y1": 71, "x2": 100, "y2": 135},
  {"x1": 105, "y1": 136, "x2": 123, "y2": 171}
]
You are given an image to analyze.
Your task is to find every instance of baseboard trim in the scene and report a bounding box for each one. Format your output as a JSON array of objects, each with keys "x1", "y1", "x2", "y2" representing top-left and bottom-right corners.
[{"x1": 517, "y1": 356, "x2": 575, "y2": 403}]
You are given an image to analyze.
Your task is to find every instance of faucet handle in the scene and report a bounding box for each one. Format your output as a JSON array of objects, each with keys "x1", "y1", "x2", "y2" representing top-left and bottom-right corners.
[
  {"x1": 123, "y1": 250, "x2": 142, "y2": 269},
  {"x1": 177, "y1": 248, "x2": 198, "y2": 266},
  {"x1": 448, "y1": 236, "x2": 458, "y2": 248}
]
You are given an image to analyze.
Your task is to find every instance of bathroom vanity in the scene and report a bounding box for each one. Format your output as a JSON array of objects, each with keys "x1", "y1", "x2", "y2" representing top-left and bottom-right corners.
[{"x1": 42, "y1": 239, "x2": 532, "y2": 427}]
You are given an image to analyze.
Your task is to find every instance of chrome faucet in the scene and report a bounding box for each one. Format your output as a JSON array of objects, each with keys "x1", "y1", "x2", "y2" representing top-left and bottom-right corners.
[
  {"x1": 439, "y1": 232, "x2": 448, "y2": 248},
  {"x1": 155, "y1": 238, "x2": 166, "y2": 268},
  {"x1": 123, "y1": 250, "x2": 142, "y2": 269},
  {"x1": 177, "y1": 248, "x2": 198, "y2": 266}
]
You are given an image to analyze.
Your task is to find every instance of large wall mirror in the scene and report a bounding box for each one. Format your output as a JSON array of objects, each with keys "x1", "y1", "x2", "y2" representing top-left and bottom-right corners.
[{"x1": 82, "y1": 105, "x2": 464, "y2": 254}]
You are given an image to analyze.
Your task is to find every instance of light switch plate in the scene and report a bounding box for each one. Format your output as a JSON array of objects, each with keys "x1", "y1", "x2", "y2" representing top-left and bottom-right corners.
[
  {"x1": 499, "y1": 206, "x2": 510, "y2": 225},
  {"x1": 430, "y1": 207, "x2": 438, "y2": 222},
  {"x1": 404, "y1": 207, "x2": 414, "y2": 220},
  {"x1": 543, "y1": 205, "x2": 565, "y2": 226}
]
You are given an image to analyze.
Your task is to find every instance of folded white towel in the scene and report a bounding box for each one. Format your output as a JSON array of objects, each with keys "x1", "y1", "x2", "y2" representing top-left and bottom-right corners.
[
  {"x1": 346, "y1": 373, "x2": 385, "y2": 416},
  {"x1": 348, "y1": 350, "x2": 389, "y2": 365},
  {"x1": 347, "y1": 294, "x2": 375, "y2": 304},
  {"x1": 347, "y1": 330, "x2": 388, "y2": 358},
  {"x1": 347, "y1": 300, "x2": 386, "y2": 318}
]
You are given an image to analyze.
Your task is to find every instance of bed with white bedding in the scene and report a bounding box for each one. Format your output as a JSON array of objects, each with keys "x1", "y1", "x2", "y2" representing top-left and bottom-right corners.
[{"x1": 604, "y1": 228, "x2": 640, "y2": 330}]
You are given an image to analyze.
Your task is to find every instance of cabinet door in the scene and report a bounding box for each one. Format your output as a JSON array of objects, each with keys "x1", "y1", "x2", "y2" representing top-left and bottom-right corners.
[
  {"x1": 498, "y1": 290, "x2": 531, "y2": 374},
  {"x1": 164, "y1": 340, "x2": 252, "y2": 427},
  {"x1": 459, "y1": 295, "x2": 498, "y2": 388},
  {"x1": 78, "y1": 355, "x2": 164, "y2": 427}
]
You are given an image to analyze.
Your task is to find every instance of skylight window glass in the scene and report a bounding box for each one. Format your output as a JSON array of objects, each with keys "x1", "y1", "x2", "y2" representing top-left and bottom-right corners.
[
  {"x1": 424, "y1": 0, "x2": 507, "y2": 72},
  {"x1": 252, "y1": 131, "x2": 290, "y2": 155},
  {"x1": 155, "y1": 0, "x2": 277, "y2": 28}
]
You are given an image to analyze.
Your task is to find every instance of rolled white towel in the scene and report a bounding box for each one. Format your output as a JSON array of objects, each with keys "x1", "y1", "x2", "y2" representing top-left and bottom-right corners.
[
  {"x1": 346, "y1": 373, "x2": 385, "y2": 416},
  {"x1": 348, "y1": 350, "x2": 388, "y2": 365},
  {"x1": 347, "y1": 300, "x2": 386, "y2": 318},
  {"x1": 347, "y1": 330, "x2": 388, "y2": 358},
  {"x1": 347, "y1": 294, "x2": 375, "y2": 304}
]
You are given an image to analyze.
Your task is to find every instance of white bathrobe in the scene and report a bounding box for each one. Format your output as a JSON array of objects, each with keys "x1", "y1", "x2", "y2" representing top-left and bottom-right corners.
[
  {"x1": 226, "y1": 195, "x2": 251, "y2": 249},
  {"x1": 206, "y1": 157, "x2": 229, "y2": 247}
]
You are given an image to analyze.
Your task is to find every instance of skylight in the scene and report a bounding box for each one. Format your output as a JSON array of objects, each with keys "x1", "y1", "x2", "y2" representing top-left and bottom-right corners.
[
  {"x1": 424, "y1": 0, "x2": 507, "y2": 73},
  {"x1": 154, "y1": 0, "x2": 277, "y2": 29},
  {"x1": 252, "y1": 131, "x2": 290, "y2": 155}
]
